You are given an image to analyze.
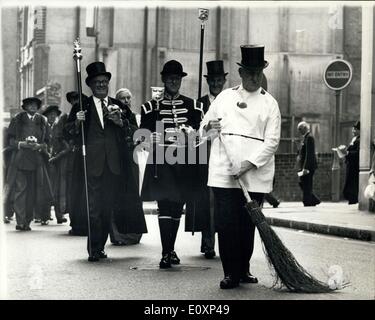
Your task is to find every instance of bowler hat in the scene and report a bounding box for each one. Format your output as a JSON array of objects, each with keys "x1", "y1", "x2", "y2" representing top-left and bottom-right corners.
[
  {"x1": 43, "y1": 105, "x2": 61, "y2": 116},
  {"x1": 21, "y1": 97, "x2": 42, "y2": 110},
  {"x1": 66, "y1": 91, "x2": 88, "y2": 104},
  {"x1": 353, "y1": 121, "x2": 360, "y2": 130},
  {"x1": 204, "y1": 60, "x2": 228, "y2": 78},
  {"x1": 85, "y1": 62, "x2": 112, "y2": 86},
  {"x1": 237, "y1": 45, "x2": 269, "y2": 70},
  {"x1": 160, "y1": 60, "x2": 187, "y2": 77}
]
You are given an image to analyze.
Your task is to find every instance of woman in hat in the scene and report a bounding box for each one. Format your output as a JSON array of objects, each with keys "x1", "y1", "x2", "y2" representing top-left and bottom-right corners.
[
  {"x1": 343, "y1": 121, "x2": 361, "y2": 204},
  {"x1": 5, "y1": 97, "x2": 53, "y2": 231}
]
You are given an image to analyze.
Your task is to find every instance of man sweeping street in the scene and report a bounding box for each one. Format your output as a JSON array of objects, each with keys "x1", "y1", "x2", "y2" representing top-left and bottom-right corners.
[{"x1": 200, "y1": 45, "x2": 281, "y2": 289}]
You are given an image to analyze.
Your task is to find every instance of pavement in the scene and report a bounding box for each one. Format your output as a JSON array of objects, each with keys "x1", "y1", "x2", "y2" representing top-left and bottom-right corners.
[{"x1": 143, "y1": 201, "x2": 375, "y2": 242}]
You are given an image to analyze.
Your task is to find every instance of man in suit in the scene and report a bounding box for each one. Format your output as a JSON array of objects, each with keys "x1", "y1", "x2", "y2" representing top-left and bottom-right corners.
[
  {"x1": 297, "y1": 121, "x2": 321, "y2": 207},
  {"x1": 140, "y1": 60, "x2": 203, "y2": 269},
  {"x1": 185, "y1": 60, "x2": 228, "y2": 259},
  {"x1": 5, "y1": 97, "x2": 53, "y2": 231},
  {"x1": 64, "y1": 62, "x2": 147, "y2": 261},
  {"x1": 200, "y1": 45, "x2": 281, "y2": 289}
]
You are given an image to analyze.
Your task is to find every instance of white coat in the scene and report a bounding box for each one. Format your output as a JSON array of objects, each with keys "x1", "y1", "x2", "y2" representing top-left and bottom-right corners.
[{"x1": 199, "y1": 84, "x2": 281, "y2": 193}]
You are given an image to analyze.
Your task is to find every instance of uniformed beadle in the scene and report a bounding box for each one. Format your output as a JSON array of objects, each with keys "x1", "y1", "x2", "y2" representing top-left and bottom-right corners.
[{"x1": 140, "y1": 59, "x2": 204, "y2": 268}]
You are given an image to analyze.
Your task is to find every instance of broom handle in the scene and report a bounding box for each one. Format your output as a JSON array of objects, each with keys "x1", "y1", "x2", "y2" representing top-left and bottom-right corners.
[{"x1": 219, "y1": 133, "x2": 252, "y2": 203}]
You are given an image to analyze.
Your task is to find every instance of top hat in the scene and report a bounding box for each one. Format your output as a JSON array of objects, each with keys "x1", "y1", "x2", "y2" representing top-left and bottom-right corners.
[
  {"x1": 42, "y1": 105, "x2": 61, "y2": 116},
  {"x1": 85, "y1": 62, "x2": 112, "y2": 86},
  {"x1": 21, "y1": 97, "x2": 42, "y2": 110},
  {"x1": 204, "y1": 60, "x2": 228, "y2": 78},
  {"x1": 237, "y1": 45, "x2": 269, "y2": 70},
  {"x1": 66, "y1": 91, "x2": 88, "y2": 104},
  {"x1": 353, "y1": 121, "x2": 360, "y2": 130},
  {"x1": 160, "y1": 60, "x2": 187, "y2": 77}
]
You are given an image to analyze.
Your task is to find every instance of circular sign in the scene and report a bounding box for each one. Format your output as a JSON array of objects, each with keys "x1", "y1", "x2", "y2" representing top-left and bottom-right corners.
[{"x1": 323, "y1": 59, "x2": 353, "y2": 91}]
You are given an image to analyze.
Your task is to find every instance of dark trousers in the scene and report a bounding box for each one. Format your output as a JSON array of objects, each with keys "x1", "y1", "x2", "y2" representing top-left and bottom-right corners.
[
  {"x1": 212, "y1": 187, "x2": 264, "y2": 282},
  {"x1": 298, "y1": 171, "x2": 320, "y2": 206},
  {"x1": 201, "y1": 188, "x2": 215, "y2": 252},
  {"x1": 14, "y1": 170, "x2": 36, "y2": 227},
  {"x1": 264, "y1": 192, "x2": 280, "y2": 207},
  {"x1": 87, "y1": 163, "x2": 119, "y2": 255},
  {"x1": 157, "y1": 200, "x2": 184, "y2": 255}
]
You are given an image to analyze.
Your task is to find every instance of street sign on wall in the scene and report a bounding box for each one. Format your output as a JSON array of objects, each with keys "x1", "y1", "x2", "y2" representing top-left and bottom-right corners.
[{"x1": 323, "y1": 59, "x2": 353, "y2": 91}]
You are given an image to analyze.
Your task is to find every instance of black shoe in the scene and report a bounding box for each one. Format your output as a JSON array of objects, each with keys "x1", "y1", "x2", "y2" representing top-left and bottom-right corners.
[
  {"x1": 49, "y1": 217, "x2": 54, "y2": 221},
  {"x1": 220, "y1": 276, "x2": 239, "y2": 289},
  {"x1": 113, "y1": 241, "x2": 125, "y2": 246},
  {"x1": 159, "y1": 253, "x2": 171, "y2": 269},
  {"x1": 204, "y1": 249, "x2": 216, "y2": 259},
  {"x1": 88, "y1": 254, "x2": 100, "y2": 262},
  {"x1": 41, "y1": 220, "x2": 49, "y2": 226},
  {"x1": 170, "y1": 251, "x2": 180, "y2": 264},
  {"x1": 24, "y1": 226, "x2": 32, "y2": 231},
  {"x1": 240, "y1": 272, "x2": 258, "y2": 284},
  {"x1": 4, "y1": 217, "x2": 10, "y2": 224},
  {"x1": 34, "y1": 219, "x2": 41, "y2": 223},
  {"x1": 98, "y1": 251, "x2": 107, "y2": 259},
  {"x1": 273, "y1": 202, "x2": 280, "y2": 208},
  {"x1": 15, "y1": 225, "x2": 24, "y2": 231},
  {"x1": 57, "y1": 218, "x2": 67, "y2": 224}
]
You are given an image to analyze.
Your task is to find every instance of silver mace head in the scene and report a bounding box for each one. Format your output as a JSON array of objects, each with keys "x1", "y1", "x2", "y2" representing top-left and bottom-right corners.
[{"x1": 237, "y1": 102, "x2": 247, "y2": 109}]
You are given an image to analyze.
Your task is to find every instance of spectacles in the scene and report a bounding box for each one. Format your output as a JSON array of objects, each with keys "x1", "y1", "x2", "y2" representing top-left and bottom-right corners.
[{"x1": 93, "y1": 80, "x2": 109, "y2": 86}]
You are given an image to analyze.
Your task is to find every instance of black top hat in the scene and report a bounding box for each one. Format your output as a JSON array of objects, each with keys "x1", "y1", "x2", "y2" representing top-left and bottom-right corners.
[
  {"x1": 85, "y1": 62, "x2": 112, "y2": 86},
  {"x1": 21, "y1": 97, "x2": 42, "y2": 110},
  {"x1": 42, "y1": 105, "x2": 61, "y2": 116},
  {"x1": 66, "y1": 91, "x2": 88, "y2": 104},
  {"x1": 353, "y1": 121, "x2": 360, "y2": 130},
  {"x1": 160, "y1": 60, "x2": 187, "y2": 77},
  {"x1": 237, "y1": 45, "x2": 269, "y2": 70},
  {"x1": 204, "y1": 60, "x2": 228, "y2": 78}
]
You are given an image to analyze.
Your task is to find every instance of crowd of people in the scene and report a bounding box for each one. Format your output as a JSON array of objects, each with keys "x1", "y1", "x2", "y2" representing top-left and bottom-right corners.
[{"x1": 2, "y1": 44, "x2": 363, "y2": 289}]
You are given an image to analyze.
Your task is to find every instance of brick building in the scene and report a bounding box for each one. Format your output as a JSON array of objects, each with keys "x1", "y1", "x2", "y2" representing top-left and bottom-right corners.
[{"x1": 1, "y1": 2, "x2": 372, "y2": 204}]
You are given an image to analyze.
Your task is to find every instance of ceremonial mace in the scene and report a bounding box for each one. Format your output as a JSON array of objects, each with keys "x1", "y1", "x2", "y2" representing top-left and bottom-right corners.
[
  {"x1": 73, "y1": 39, "x2": 93, "y2": 258},
  {"x1": 151, "y1": 86, "x2": 164, "y2": 179},
  {"x1": 197, "y1": 8, "x2": 209, "y2": 99},
  {"x1": 191, "y1": 8, "x2": 209, "y2": 236}
]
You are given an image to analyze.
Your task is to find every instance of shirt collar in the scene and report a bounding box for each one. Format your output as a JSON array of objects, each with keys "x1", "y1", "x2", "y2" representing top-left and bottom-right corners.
[
  {"x1": 93, "y1": 96, "x2": 108, "y2": 105},
  {"x1": 239, "y1": 84, "x2": 262, "y2": 96},
  {"x1": 164, "y1": 92, "x2": 180, "y2": 100},
  {"x1": 26, "y1": 113, "x2": 34, "y2": 120},
  {"x1": 208, "y1": 93, "x2": 216, "y2": 103}
]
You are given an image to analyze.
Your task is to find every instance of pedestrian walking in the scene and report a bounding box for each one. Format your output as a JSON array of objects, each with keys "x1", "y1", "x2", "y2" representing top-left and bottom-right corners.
[
  {"x1": 200, "y1": 45, "x2": 281, "y2": 289},
  {"x1": 297, "y1": 121, "x2": 321, "y2": 207},
  {"x1": 140, "y1": 60, "x2": 203, "y2": 268},
  {"x1": 185, "y1": 60, "x2": 228, "y2": 259},
  {"x1": 342, "y1": 121, "x2": 360, "y2": 204},
  {"x1": 64, "y1": 62, "x2": 147, "y2": 261},
  {"x1": 5, "y1": 97, "x2": 53, "y2": 231}
]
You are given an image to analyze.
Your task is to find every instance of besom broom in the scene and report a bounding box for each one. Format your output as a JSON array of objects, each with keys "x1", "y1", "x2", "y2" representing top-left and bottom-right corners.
[{"x1": 218, "y1": 133, "x2": 335, "y2": 293}]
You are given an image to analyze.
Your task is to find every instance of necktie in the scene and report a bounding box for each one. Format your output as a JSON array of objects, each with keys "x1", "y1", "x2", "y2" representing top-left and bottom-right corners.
[{"x1": 101, "y1": 99, "x2": 108, "y2": 126}]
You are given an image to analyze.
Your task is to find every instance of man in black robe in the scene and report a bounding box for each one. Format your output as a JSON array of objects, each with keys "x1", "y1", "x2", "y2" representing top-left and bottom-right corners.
[{"x1": 5, "y1": 97, "x2": 53, "y2": 231}]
